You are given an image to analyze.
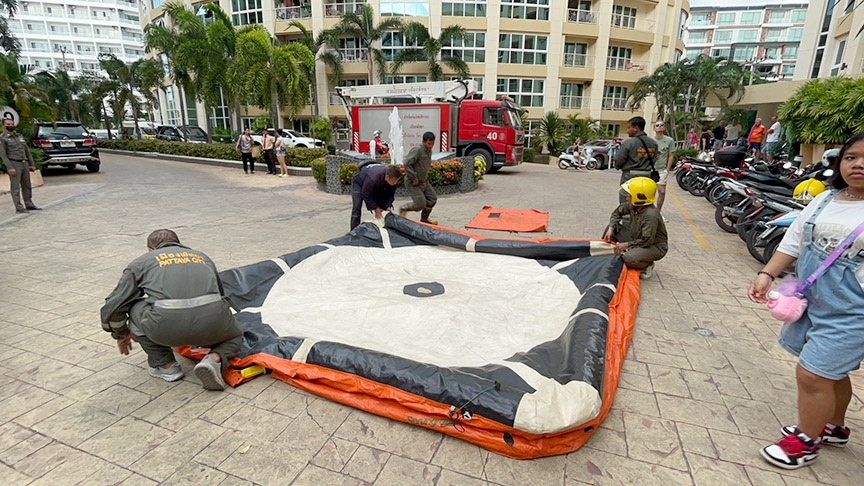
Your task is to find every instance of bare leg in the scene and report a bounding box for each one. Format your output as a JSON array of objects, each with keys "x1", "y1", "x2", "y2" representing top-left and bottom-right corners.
[
  {"x1": 278, "y1": 155, "x2": 288, "y2": 175},
  {"x1": 831, "y1": 376, "x2": 853, "y2": 426},
  {"x1": 656, "y1": 185, "x2": 667, "y2": 212},
  {"x1": 796, "y1": 365, "x2": 836, "y2": 439}
]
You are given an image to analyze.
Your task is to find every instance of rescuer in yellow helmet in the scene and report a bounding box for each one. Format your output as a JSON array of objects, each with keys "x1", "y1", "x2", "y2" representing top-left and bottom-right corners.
[{"x1": 603, "y1": 177, "x2": 669, "y2": 279}]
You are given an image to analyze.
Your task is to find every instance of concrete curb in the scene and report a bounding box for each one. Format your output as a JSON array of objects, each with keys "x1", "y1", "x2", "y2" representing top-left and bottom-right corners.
[{"x1": 99, "y1": 149, "x2": 313, "y2": 176}]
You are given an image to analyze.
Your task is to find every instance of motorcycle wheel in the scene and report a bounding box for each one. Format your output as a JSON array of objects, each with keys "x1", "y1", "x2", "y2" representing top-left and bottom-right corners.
[
  {"x1": 586, "y1": 159, "x2": 599, "y2": 170},
  {"x1": 746, "y1": 226, "x2": 768, "y2": 264},
  {"x1": 705, "y1": 181, "x2": 725, "y2": 205},
  {"x1": 763, "y1": 235, "x2": 783, "y2": 264},
  {"x1": 686, "y1": 174, "x2": 707, "y2": 197},
  {"x1": 675, "y1": 169, "x2": 690, "y2": 190},
  {"x1": 558, "y1": 160, "x2": 569, "y2": 170},
  {"x1": 714, "y1": 196, "x2": 743, "y2": 233}
]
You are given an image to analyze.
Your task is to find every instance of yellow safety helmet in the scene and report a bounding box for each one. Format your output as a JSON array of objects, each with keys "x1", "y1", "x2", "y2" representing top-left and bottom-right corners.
[
  {"x1": 621, "y1": 177, "x2": 657, "y2": 206},
  {"x1": 793, "y1": 179, "x2": 826, "y2": 203}
]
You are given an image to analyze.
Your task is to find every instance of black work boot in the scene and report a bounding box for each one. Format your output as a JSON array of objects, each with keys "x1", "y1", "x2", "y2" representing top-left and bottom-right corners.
[{"x1": 420, "y1": 207, "x2": 438, "y2": 225}]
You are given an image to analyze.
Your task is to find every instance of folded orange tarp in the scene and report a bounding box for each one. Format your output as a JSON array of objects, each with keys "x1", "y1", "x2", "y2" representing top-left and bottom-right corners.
[{"x1": 465, "y1": 206, "x2": 549, "y2": 232}]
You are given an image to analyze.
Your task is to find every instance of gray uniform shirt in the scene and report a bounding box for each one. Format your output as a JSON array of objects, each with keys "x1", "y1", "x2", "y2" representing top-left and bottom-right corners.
[
  {"x1": 0, "y1": 130, "x2": 35, "y2": 167},
  {"x1": 100, "y1": 243, "x2": 225, "y2": 326},
  {"x1": 609, "y1": 203, "x2": 669, "y2": 253},
  {"x1": 613, "y1": 131, "x2": 657, "y2": 172},
  {"x1": 404, "y1": 145, "x2": 432, "y2": 184}
]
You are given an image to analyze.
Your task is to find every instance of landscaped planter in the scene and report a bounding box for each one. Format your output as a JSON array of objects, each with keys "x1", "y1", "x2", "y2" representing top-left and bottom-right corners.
[{"x1": 317, "y1": 154, "x2": 479, "y2": 196}]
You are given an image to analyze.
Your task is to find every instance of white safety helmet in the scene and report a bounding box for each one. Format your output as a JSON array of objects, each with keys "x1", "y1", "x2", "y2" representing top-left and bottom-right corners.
[{"x1": 373, "y1": 130, "x2": 382, "y2": 137}]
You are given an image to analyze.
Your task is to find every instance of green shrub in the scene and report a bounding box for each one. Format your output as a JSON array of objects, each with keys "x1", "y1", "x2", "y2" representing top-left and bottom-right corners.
[
  {"x1": 676, "y1": 148, "x2": 700, "y2": 159},
  {"x1": 96, "y1": 138, "x2": 326, "y2": 166},
  {"x1": 340, "y1": 163, "x2": 358, "y2": 185},
  {"x1": 473, "y1": 157, "x2": 486, "y2": 183},
  {"x1": 311, "y1": 158, "x2": 326, "y2": 184},
  {"x1": 523, "y1": 148, "x2": 535, "y2": 163},
  {"x1": 337, "y1": 160, "x2": 462, "y2": 186}
]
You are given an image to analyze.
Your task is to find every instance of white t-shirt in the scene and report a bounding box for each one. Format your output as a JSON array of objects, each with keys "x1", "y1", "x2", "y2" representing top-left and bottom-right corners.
[
  {"x1": 766, "y1": 122, "x2": 782, "y2": 143},
  {"x1": 777, "y1": 191, "x2": 864, "y2": 289},
  {"x1": 275, "y1": 136, "x2": 286, "y2": 151}
]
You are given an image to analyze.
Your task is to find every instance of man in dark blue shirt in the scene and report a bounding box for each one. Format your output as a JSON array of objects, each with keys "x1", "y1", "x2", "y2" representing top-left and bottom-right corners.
[{"x1": 351, "y1": 163, "x2": 402, "y2": 229}]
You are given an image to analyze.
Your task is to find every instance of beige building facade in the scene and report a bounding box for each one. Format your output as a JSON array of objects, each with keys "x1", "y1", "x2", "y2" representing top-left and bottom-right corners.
[{"x1": 142, "y1": 0, "x2": 690, "y2": 140}]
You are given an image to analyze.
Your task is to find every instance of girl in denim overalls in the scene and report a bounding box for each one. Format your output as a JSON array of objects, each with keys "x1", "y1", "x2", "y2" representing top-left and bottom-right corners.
[{"x1": 749, "y1": 132, "x2": 864, "y2": 470}]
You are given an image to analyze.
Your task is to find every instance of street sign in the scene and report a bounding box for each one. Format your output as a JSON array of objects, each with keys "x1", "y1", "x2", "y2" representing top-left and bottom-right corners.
[{"x1": 0, "y1": 106, "x2": 20, "y2": 126}]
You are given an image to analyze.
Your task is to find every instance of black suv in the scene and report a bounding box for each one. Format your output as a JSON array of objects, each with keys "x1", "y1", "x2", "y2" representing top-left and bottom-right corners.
[
  {"x1": 156, "y1": 125, "x2": 209, "y2": 143},
  {"x1": 33, "y1": 121, "x2": 100, "y2": 172}
]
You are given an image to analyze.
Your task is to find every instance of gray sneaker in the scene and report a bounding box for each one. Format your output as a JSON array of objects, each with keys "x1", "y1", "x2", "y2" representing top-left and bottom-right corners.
[
  {"x1": 194, "y1": 355, "x2": 227, "y2": 390},
  {"x1": 640, "y1": 263, "x2": 654, "y2": 280},
  {"x1": 149, "y1": 362, "x2": 184, "y2": 382}
]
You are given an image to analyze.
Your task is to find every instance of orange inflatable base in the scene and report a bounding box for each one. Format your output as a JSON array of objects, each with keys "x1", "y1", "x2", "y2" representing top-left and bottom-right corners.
[{"x1": 178, "y1": 267, "x2": 639, "y2": 460}]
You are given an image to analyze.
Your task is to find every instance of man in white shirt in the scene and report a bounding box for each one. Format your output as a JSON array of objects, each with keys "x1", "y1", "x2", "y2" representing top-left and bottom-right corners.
[{"x1": 764, "y1": 116, "x2": 782, "y2": 163}]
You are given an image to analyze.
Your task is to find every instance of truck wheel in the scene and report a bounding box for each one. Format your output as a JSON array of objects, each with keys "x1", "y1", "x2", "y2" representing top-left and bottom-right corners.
[
  {"x1": 468, "y1": 148, "x2": 496, "y2": 173},
  {"x1": 86, "y1": 163, "x2": 100, "y2": 173}
]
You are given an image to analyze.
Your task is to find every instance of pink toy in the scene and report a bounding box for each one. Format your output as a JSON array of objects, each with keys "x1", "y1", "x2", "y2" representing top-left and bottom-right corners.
[{"x1": 767, "y1": 290, "x2": 808, "y2": 322}]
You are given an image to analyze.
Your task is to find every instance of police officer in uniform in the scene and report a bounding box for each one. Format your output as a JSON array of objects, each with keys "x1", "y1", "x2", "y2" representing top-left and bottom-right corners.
[
  {"x1": 613, "y1": 116, "x2": 658, "y2": 204},
  {"x1": 350, "y1": 162, "x2": 401, "y2": 230},
  {"x1": 1, "y1": 115, "x2": 41, "y2": 213},
  {"x1": 399, "y1": 131, "x2": 438, "y2": 225},
  {"x1": 100, "y1": 229, "x2": 243, "y2": 390}
]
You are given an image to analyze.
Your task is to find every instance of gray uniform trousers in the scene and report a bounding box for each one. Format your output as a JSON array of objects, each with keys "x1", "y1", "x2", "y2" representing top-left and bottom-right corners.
[
  {"x1": 129, "y1": 299, "x2": 243, "y2": 373},
  {"x1": 6, "y1": 160, "x2": 34, "y2": 210},
  {"x1": 406, "y1": 180, "x2": 437, "y2": 210}
]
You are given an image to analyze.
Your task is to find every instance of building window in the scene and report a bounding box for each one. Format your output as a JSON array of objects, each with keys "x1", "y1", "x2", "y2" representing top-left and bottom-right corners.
[
  {"x1": 764, "y1": 47, "x2": 780, "y2": 60},
  {"x1": 845, "y1": 0, "x2": 855, "y2": 14},
  {"x1": 606, "y1": 46, "x2": 632, "y2": 70},
  {"x1": 781, "y1": 64, "x2": 795, "y2": 78},
  {"x1": 787, "y1": 28, "x2": 802, "y2": 42},
  {"x1": 829, "y1": 39, "x2": 846, "y2": 76},
  {"x1": 560, "y1": 83, "x2": 584, "y2": 109},
  {"x1": 688, "y1": 31, "x2": 707, "y2": 43},
  {"x1": 764, "y1": 29, "x2": 782, "y2": 42},
  {"x1": 382, "y1": 31, "x2": 421, "y2": 61},
  {"x1": 716, "y1": 12, "x2": 735, "y2": 25},
  {"x1": 383, "y1": 75, "x2": 429, "y2": 83},
  {"x1": 711, "y1": 48, "x2": 730, "y2": 59},
  {"x1": 231, "y1": 0, "x2": 262, "y2": 26},
  {"x1": 768, "y1": 11, "x2": 787, "y2": 24},
  {"x1": 563, "y1": 42, "x2": 588, "y2": 67},
  {"x1": 292, "y1": 119, "x2": 311, "y2": 134},
  {"x1": 677, "y1": 10, "x2": 688, "y2": 40},
  {"x1": 500, "y1": 0, "x2": 549, "y2": 21},
  {"x1": 784, "y1": 46, "x2": 798, "y2": 61},
  {"x1": 442, "y1": 0, "x2": 486, "y2": 17},
  {"x1": 739, "y1": 12, "x2": 760, "y2": 25},
  {"x1": 685, "y1": 49, "x2": 703, "y2": 59},
  {"x1": 691, "y1": 13, "x2": 711, "y2": 26},
  {"x1": 612, "y1": 5, "x2": 637, "y2": 29},
  {"x1": 523, "y1": 120, "x2": 540, "y2": 148},
  {"x1": 185, "y1": 90, "x2": 198, "y2": 126},
  {"x1": 604, "y1": 124, "x2": 621, "y2": 137},
  {"x1": 339, "y1": 79, "x2": 369, "y2": 87},
  {"x1": 496, "y1": 77, "x2": 544, "y2": 108},
  {"x1": 713, "y1": 30, "x2": 732, "y2": 43},
  {"x1": 602, "y1": 85, "x2": 628, "y2": 111},
  {"x1": 791, "y1": 10, "x2": 806, "y2": 24},
  {"x1": 497, "y1": 33, "x2": 547, "y2": 65},
  {"x1": 733, "y1": 47, "x2": 755, "y2": 62},
  {"x1": 441, "y1": 32, "x2": 485, "y2": 63},
  {"x1": 381, "y1": 0, "x2": 430, "y2": 17},
  {"x1": 209, "y1": 88, "x2": 230, "y2": 131},
  {"x1": 152, "y1": 0, "x2": 162, "y2": 8},
  {"x1": 737, "y1": 30, "x2": 758, "y2": 42},
  {"x1": 165, "y1": 86, "x2": 180, "y2": 125}
]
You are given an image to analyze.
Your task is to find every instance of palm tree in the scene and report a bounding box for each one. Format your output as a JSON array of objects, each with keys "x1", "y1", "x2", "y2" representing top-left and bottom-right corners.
[
  {"x1": 231, "y1": 26, "x2": 315, "y2": 128},
  {"x1": 99, "y1": 54, "x2": 163, "y2": 139},
  {"x1": 144, "y1": 4, "x2": 192, "y2": 126},
  {"x1": 629, "y1": 62, "x2": 685, "y2": 139},
  {"x1": 202, "y1": 3, "x2": 244, "y2": 134},
  {"x1": 566, "y1": 115, "x2": 606, "y2": 143},
  {"x1": 324, "y1": 4, "x2": 403, "y2": 83},
  {"x1": 390, "y1": 22, "x2": 469, "y2": 81},
  {"x1": 34, "y1": 70, "x2": 85, "y2": 122},
  {"x1": 0, "y1": 0, "x2": 20, "y2": 55},
  {"x1": 0, "y1": 53, "x2": 53, "y2": 133},
  {"x1": 287, "y1": 20, "x2": 343, "y2": 141},
  {"x1": 536, "y1": 111, "x2": 567, "y2": 155}
]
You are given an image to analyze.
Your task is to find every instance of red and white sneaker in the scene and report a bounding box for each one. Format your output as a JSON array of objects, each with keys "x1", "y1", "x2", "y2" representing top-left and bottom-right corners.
[
  {"x1": 781, "y1": 424, "x2": 850, "y2": 447},
  {"x1": 761, "y1": 431, "x2": 820, "y2": 470}
]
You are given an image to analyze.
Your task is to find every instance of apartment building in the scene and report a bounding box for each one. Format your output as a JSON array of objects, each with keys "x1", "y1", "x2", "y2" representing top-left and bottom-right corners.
[
  {"x1": 683, "y1": 0, "x2": 807, "y2": 82},
  {"x1": 8, "y1": 0, "x2": 145, "y2": 76},
  {"x1": 142, "y1": 0, "x2": 690, "y2": 140},
  {"x1": 795, "y1": 0, "x2": 864, "y2": 80}
]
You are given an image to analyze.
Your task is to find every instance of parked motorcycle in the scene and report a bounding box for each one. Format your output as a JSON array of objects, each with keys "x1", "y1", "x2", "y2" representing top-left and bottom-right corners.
[{"x1": 558, "y1": 147, "x2": 599, "y2": 170}]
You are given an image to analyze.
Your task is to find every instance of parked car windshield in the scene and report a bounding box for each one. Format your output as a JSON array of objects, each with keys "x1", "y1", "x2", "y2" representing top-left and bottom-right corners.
[
  {"x1": 182, "y1": 126, "x2": 208, "y2": 140},
  {"x1": 287, "y1": 130, "x2": 305, "y2": 138},
  {"x1": 37, "y1": 125, "x2": 90, "y2": 139}
]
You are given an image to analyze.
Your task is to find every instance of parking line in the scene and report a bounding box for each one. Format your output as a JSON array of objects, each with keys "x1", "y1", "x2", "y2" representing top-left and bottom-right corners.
[{"x1": 668, "y1": 188, "x2": 749, "y2": 255}]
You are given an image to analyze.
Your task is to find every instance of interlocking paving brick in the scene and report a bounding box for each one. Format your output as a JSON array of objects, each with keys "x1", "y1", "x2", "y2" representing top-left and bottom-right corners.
[
  {"x1": 292, "y1": 465, "x2": 364, "y2": 486},
  {"x1": 342, "y1": 446, "x2": 390, "y2": 483},
  {"x1": 129, "y1": 419, "x2": 224, "y2": 482},
  {"x1": 32, "y1": 402, "x2": 121, "y2": 447},
  {"x1": 335, "y1": 411, "x2": 443, "y2": 462},
  {"x1": 310, "y1": 437, "x2": 360, "y2": 472},
  {"x1": 79, "y1": 416, "x2": 174, "y2": 466},
  {"x1": 373, "y1": 455, "x2": 440, "y2": 486},
  {"x1": 623, "y1": 413, "x2": 688, "y2": 471}
]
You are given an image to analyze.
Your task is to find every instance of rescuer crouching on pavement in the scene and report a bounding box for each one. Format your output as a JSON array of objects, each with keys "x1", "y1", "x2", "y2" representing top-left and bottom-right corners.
[
  {"x1": 399, "y1": 131, "x2": 438, "y2": 225},
  {"x1": 603, "y1": 177, "x2": 668, "y2": 279},
  {"x1": 100, "y1": 229, "x2": 243, "y2": 390}
]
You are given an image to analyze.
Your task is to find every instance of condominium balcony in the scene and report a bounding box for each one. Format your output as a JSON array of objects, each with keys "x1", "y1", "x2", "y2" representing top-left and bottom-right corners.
[
  {"x1": 325, "y1": 2, "x2": 365, "y2": 17},
  {"x1": 602, "y1": 98, "x2": 629, "y2": 111},
  {"x1": 562, "y1": 53, "x2": 593, "y2": 68},
  {"x1": 567, "y1": 9, "x2": 597, "y2": 25},
  {"x1": 275, "y1": 5, "x2": 312, "y2": 20},
  {"x1": 606, "y1": 58, "x2": 650, "y2": 72},
  {"x1": 560, "y1": 95, "x2": 588, "y2": 110},
  {"x1": 338, "y1": 48, "x2": 368, "y2": 63},
  {"x1": 611, "y1": 15, "x2": 655, "y2": 31}
]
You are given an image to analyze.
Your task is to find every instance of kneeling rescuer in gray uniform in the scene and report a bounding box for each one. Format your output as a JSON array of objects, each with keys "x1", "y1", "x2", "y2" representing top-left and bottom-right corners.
[{"x1": 100, "y1": 229, "x2": 243, "y2": 390}]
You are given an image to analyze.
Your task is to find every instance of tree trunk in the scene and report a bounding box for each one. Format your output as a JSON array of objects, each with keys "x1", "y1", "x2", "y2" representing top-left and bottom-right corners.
[
  {"x1": 204, "y1": 101, "x2": 214, "y2": 143},
  {"x1": 367, "y1": 48, "x2": 374, "y2": 84},
  {"x1": 130, "y1": 83, "x2": 142, "y2": 140},
  {"x1": 178, "y1": 84, "x2": 188, "y2": 126},
  {"x1": 310, "y1": 80, "x2": 319, "y2": 141},
  {"x1": 270, "y1": 78, "x2": 280, "y2": 129},
  {"x1": 101, "y1": 99, "x2": 113, "y2": 139},
  {"x1": 234, "y1": 98, "x2": 243, "y2": 135}
]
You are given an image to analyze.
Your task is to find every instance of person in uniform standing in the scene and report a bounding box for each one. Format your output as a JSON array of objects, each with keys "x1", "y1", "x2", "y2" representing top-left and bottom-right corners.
[
  {"x1": 613, "y1": 116, "x2": 658, "y2": 204},
  {"x1": 1, "y1": 116, "x2": 41, "y2": 213},
  {"x1": 261, "y1": 129, "x2": 277, "y2": 175},
  {"x1": 399, "y1": 131, "x2": 438, "y2": 225},
  {"x1": 604, "y1": 177, "x2": 668, "y2": 279},
  {"x1": 100, "y1": 229, "x2": 243, "y2": 390},
  {"x1": 350, "y1": 163, "x2": 401, "y2": 229}
]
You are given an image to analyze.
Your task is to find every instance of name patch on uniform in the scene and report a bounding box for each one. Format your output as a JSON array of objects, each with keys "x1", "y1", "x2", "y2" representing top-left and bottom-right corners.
[{"x1": 154, "y1": 252, "x2": 207, "y2": 267}]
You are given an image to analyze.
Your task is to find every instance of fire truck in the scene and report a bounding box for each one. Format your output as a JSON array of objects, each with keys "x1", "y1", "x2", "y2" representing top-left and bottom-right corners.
[{"x1": 336, "y1": 80, "x2": 524, "y2": 172}]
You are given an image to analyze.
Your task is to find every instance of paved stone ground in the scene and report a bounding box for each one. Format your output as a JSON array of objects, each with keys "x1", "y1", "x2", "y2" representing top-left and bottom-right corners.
[{"x1": 1, "y1": 154, "x2": 863, "y2": 485}]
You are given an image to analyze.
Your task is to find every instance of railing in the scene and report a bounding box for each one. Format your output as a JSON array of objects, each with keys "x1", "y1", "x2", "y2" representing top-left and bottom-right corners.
[
  {"x1": 29, "y1": 45, "x2": 51, "y2": 52},
  {"x1": 25, "y1": 27, "x2": 48, "y2": 35},
  {"x1": 338, "y1": 48, "x2": 368, "y2": 63},
  {"x1": 329, "y1": 92, "x2": 341, "y2": 105},
  {"x1": 606, "y1": 58, "x2": 650, "y2": 72},
  {"x1": 610, "y1": 15, "x2": 654, "y2": 32},
  {"x1": 67, "y1": 12, "x2": 91, "y2": 19},
  {"x1": 275, "y1": 5, "x2": 312, "y2": 20},
  {"x1": 123, "y1": 34, "x2": 143, "y2": 42},
  {"x1": 560, "y1": 95, "x2": 587, "y2": 110},
  {"x1": 120, "y1": 17, "x2": 140, "y2": 26},
  {"x1": 562, "y1": 53, "x2": 593, "y2": 68},
  {"x1": 566, "y1": 9, "x2": 596, "y2": 24},
  {"x1": 77, "y1": 47, "x2": 96, "y2": 55},
  {"x1": 602, "y1": 98, "x2": 629, "y2": 111},
  {"x1": 48, "y1": 28, "x2": 71, "y2": 36},
  {"x1": 325, "y1": 2, "x2": 365, "y2": 17}
]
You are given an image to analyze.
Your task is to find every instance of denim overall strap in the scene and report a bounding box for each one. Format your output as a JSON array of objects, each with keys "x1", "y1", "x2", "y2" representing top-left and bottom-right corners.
[{"x1": 802, "y1": 190, "x2": 838, "y2": 247}]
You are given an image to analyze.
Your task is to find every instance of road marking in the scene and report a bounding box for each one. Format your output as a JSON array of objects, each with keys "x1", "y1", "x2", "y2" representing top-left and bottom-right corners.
[{"x1": 668, "y1": 188, "x2": 750, "y2": 255}]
